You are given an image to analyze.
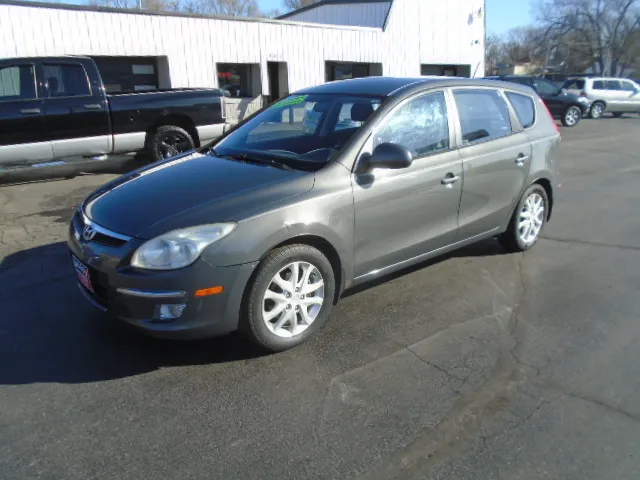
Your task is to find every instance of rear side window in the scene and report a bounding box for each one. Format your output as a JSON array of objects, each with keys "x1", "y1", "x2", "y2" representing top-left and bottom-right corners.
[
  {"x1": 453, "y1": 89, "x2": 512, "y2": 144},
  {"x1": 621, "y1": 81, "x2": 637, "y2": 92},
  {"x1": 605, "y1": 80, "x2": 621, "y2": 90},
  {"x1": 43, "y1": 63, "x2": 91, "y2": 97},
  {"x1": 506, "y1": 92, "x2": 535, "y2": 128},
  {"x1": 0, "y1": 64, "x2": 36, "y2": 101},
  {"x1": 563, "y1": 79, "x2": 585, "y2": 90},
  {"x1": 593, "y1": 80, "x2": 605, "y2": 90}
]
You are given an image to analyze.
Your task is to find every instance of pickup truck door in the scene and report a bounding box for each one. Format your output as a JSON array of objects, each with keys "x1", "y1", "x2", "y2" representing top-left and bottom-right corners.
[
  {"x1": 39, "y1": 60, "x2": 111, "y2": 161},
  {"x1": 0, "y1": 60, "x2": 53, "y2": 168}
]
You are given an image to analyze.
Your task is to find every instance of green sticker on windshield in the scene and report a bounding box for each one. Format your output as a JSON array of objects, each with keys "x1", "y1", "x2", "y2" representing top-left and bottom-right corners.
[{"x1": 274, "y1": 95, "x2": 308, "y2": 108}]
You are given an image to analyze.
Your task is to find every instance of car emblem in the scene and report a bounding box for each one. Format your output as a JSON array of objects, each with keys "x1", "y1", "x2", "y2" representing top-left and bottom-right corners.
[{"x1": 83, "y1": 224, "x2": 96, "y2": 242}]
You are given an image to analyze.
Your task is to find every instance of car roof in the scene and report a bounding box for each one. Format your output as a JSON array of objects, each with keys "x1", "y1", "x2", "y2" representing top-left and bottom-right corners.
[{"x1": 296, "y1": 76, "x2": 535, "y2": 97}]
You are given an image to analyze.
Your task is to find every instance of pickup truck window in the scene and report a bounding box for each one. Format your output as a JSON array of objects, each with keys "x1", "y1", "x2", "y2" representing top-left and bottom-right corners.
[
  {"x1": 43, "y1": 64, "x2": 91, "y2": 98},
  {"x1": 0, "y1": 65, "x2": 37, "y2": 101}
]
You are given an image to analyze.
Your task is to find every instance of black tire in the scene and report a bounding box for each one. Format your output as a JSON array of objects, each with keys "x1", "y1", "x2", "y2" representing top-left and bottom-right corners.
[
  {"x1": 612, "y1": 112, "x2": 624, "y2": 118},
  {"x1": 561, "y1": 106, "x2": 582, "y2": 127},
  {"x1": 589, "y1": 102, "x2": 605, "y2": 119},
  {"x1": 499, "y1": 184, "x2": 549, "y2": 253},
  {"x1": 243, "y1": 244, "x2": 336, "y2": 352},
  {"x1": 149, "y1": 125, "x2": 195, "y2": 162}
]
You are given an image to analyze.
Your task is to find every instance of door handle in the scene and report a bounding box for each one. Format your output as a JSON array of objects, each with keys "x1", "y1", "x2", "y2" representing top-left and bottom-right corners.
[
  {"x1": 515, "y1": 154, "x2": 529, "y2": 165},
  {"x1": 441, "y1": 174, "x2": 460, "y2": 185},
  {"x1": 20, "y1": 108, "x2": 41, "y2": 115},
  {"x1": 83, "y1": 103, "x2": 102, "y2": 110}
]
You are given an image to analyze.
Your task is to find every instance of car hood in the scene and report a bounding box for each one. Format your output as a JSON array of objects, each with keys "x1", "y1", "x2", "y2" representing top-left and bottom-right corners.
[{"x1": 83, "y1": 151, "x2": 314, "y2": 239}]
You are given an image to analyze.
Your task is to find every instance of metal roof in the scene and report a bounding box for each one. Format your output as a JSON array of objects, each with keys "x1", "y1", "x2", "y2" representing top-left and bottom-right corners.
[{"x1": 278, "y1": 0, "x2": 392, "y2": 20}]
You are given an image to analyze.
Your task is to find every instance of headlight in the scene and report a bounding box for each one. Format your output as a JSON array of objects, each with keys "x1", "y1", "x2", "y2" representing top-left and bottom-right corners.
[{"x1": 131, "y1": 223, "x2": 235, "y2": 270}]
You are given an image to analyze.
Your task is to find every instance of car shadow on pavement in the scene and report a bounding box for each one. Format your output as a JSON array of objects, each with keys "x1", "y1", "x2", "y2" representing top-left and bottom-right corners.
[
  {"x1": 344, "y1": 238, "x2": 507, "y2": 298},
  {"x1": 0, "y1": 238, "x2": 506, "y2": 386},
  {"x1": 0, "y1": 241, "x2": 265, "y2": 386}
]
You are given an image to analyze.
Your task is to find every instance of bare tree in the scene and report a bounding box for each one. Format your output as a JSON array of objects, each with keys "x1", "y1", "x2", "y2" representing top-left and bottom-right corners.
[
  {"x1": 282, "y1": 0, "x2": 318, "y2": 11},
  {"x1": 485, "y1": 34, "x2": 505, "y2": 74},
  {"x1": 536, "y1": 0, "x2": 640, "y2": 75}
]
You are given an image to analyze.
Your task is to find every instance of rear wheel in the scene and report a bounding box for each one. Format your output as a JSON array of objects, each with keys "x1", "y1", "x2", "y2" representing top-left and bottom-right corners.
[
  {"x1": 149, "y1": 125, "x2": 195, "y2": 162},
  {"x1": 589, "y1": 102, "x2": 605, "y2": 119},
  {"x1": 562, "y1": 106, "x2": 582, "y2": 127},
  {"x1": 243, "y1": 244, "x2": 336, "y2": 352},
  {"x1": 500, "y1": 184, "x2": 548, "y2": 252}
]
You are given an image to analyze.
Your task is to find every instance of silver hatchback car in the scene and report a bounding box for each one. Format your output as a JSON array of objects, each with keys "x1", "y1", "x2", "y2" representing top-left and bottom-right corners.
[
  {"x1": 70, "y1": 77, "x2": 561, "y2": 351},
  {"x1": 563, "y1": 77, "x2": 640, "y2": 118}
]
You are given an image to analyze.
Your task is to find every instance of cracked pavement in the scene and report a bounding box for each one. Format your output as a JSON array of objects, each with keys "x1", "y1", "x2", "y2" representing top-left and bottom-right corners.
[{"x1": 1, "y1": 117, "x2": 640, "y2": 479}]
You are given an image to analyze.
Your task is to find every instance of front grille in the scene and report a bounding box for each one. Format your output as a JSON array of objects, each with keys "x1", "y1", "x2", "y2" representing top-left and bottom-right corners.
[
  {"x1": 93, "y1": 232, "x2": 127, "y2": 248},
  {"x1": 75, "y1": 210, "x2": 129, "y2": 248}
]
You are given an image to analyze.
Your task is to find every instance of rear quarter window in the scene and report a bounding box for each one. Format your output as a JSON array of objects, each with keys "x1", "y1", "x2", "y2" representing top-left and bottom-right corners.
[
  {"x1": 505, "y1": 92, "x2": 535, "y2": 128},
  {"x1": 453, "y1": 89, "x2": 513, "y2": 144}
]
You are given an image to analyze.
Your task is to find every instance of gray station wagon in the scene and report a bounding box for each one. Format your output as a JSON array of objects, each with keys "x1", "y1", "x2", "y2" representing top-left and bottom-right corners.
[{"x1": 69, "y1": 77, "x2": 561, "y2": 351}]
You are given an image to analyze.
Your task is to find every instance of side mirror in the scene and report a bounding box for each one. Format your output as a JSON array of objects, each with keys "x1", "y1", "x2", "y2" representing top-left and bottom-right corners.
[{"x1": 363, "y1": 143, "x2": 413, "y2": 171}]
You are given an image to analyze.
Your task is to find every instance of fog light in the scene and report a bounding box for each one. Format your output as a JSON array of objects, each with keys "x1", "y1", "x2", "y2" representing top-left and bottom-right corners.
[{"x1": 155, "y1": 304, "x2": 186, "y2": 321}]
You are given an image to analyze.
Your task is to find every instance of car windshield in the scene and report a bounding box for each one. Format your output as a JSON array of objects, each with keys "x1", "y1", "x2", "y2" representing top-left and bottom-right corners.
[{"x1": 212, "y1": 93, "x2": 383, "y2": 169}]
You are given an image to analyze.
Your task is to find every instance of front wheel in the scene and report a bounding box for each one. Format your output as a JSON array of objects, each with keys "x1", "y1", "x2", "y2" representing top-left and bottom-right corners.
[
  {"x1": 243, "y1": 244, "x2": 336, "y2": 352},
  {"x1": 500, "y1": 184, "x2": 549, "y2": 252},
  {"x1": 149, "y1": 125, "x2": 195, "y2": 162},
  {"x1": 562, "y1": 106, "x2": 582, "y2": 127}
]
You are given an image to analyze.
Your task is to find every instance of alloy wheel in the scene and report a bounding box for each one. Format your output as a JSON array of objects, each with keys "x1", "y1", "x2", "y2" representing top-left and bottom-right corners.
[
  {"x1": 158, "y1": 132, "x2": 191, "y2": 159},
  {"x1": 518, "y1": 193, "x2": 545, "y2": 244},
  {"x1": 591, "y1": 103, "x2": 603, "y2": 119},
  {"x1": 565, "y1": 107, "x2": 580, "y2": 126},
  {"x1": 262, "y1": 261, "x2": 325, "y2": 338}
]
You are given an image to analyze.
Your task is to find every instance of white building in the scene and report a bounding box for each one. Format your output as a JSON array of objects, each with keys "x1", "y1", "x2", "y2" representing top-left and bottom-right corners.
[{"x1": 0, "y1": 0, "x2": 486, "y2": 120}]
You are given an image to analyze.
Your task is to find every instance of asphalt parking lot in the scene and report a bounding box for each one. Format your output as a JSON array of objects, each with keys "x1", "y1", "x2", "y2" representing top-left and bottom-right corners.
[{"x1": 1, "y1": 116, "x2": 640, "y2": 479}]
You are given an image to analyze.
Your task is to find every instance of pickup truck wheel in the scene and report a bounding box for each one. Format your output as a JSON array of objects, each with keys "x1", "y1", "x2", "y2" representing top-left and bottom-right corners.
[
  {"x1": 243, "y1": 244, "x2": 335, "y2": 352},
  {"x1": 500, "y1": 184, "x2": 548, "y2": 252},
  {"x1": 150, "y1": 125, "x2": 195, "y2": 162}
]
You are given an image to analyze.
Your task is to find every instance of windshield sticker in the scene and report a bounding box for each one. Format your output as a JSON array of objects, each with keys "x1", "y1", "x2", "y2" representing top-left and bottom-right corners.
[{"x1": 274, "y1": 95, "x2": 308, "y2": 108}]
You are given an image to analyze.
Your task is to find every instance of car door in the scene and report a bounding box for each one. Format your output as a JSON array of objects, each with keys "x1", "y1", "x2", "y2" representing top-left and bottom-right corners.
[
  {"x1": 452, "y1": 88, "x2": 532, "y2": 240},
  {"x1": 619, "y1": 80, "x2": 640, "y2": 112},
  {"x1": 352, "y1": 90, "x2": 463, "y2": 278},
  {"x1": 40, "y1": 60, "x2": 111, "y2": 161},
  {"x1": 532, "y1": 78, "x2": 564, "y2": 116},
  {"x1": 602, "y1": 80, "x2": 623, "y2": 112},
  {"x1": 0, "y1": 60, "x2": 53, "y2": 168}
]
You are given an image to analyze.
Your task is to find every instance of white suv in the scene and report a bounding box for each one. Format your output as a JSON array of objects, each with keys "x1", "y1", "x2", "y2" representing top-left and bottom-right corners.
[{"x1": 563, "y1": 77, "x2": 640, "y2": 119}]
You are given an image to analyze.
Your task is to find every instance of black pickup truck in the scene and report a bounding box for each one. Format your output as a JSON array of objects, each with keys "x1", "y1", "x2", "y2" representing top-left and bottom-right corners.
[{"x1": 0, "y1": 56, "x2": 226, "y2": 183}]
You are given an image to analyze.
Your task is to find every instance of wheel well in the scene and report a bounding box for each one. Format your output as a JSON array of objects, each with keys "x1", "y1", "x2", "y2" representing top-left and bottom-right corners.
[
  {"x1": 592, "y1": 100, "x2": 606, "y2": 108},
  {"x1": 262, "y1": 235, "x2": 344, "y2": 305},
  {"x1": 147, "y1": 115, "x2": 200, "y2": 147},
  {"x1": 534, "y1": 178, "x2": 553, "y2": 220}
]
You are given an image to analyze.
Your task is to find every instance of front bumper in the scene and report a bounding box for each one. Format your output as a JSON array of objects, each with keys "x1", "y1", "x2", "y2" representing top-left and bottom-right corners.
[{"x1": 68, "y1": 212, "x2": 256, "y2": 339}]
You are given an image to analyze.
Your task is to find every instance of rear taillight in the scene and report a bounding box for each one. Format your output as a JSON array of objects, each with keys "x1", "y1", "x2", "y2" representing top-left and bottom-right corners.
[
  {"x1": 580, "y1": 91, "x2": 588, "y2": 98},
  {"x1": 543, "y1": 102, "x2": 561, "y2": 136}
]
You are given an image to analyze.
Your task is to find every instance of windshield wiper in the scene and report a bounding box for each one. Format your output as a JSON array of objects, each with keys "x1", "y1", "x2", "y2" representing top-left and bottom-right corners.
[{"x1": 210, "y1": 149, "x2": 294, "y2": 171}]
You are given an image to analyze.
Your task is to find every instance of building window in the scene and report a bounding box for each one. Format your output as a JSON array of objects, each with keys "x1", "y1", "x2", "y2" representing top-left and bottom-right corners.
[
  {"x1": 90, "y1": 56, "x2": 160, "y2": 93},
  {"x1": 421, "y1": 64, "x2": 471, "y2": 78},
  {"x1": 217, "y1": 63, "x2": 261, "y2": 98},
  {"x1": 325, "y1": 62, "x2": 382, "y2": 82}
]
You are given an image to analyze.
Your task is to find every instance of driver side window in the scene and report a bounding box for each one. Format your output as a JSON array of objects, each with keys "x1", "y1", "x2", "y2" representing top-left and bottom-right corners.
[{"x1": 374, "y1": 91, "x2": 450, "y2": 158}]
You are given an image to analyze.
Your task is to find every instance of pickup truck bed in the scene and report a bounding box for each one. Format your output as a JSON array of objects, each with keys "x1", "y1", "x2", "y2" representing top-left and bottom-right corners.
[{"x1": 0, "y1": 56, "x2": 227, "y2": 184}]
